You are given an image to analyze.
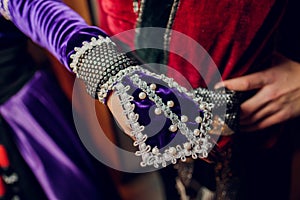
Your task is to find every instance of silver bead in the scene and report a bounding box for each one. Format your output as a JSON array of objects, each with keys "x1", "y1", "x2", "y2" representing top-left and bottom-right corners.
[
  {"x1": 183, "y1": 142, "x2": 191, "y2": 150},
  {"x1": 195, "y1": 116, "x2": 202, "y2": 123},
  {"x1": 181, "y1": 115, "x2": 188, "y2": 123},
  {"x1": 128, "y1": 112, "x2": 135, "y2": 119},
  {"x1": 136, "y1": 133, "x2": 143, "y2": 139},
  {"x1": 169, "y1": 147, "x2": 176, "y2": 155},
  {"x1": 152, "y1": 147, "x2": 159, "y2": 154},
  {"x1": 154, "y1": 108, "x2": 162, "y2": 115},
  {"x1": 149, "y1": 83, "x2": 157, "y2": 90},
  {"x1": 169, "y1": 125, "x2": 178, "y2": 132},
  {"x1": 167, "y1": 100, "x2": 174, "y2": 108},
  {"x1": 139, "y1": 92, "x2": 147, "y2": 100},
  {"x1": 193, "y1": 129, "x2": 200, "y2": 136},
  {"x1": 199, "y1": 104, "x2": 205, "y2": 110},
  {"x1": 140, "y1": 143, "x2": 146, "y2": 149}
]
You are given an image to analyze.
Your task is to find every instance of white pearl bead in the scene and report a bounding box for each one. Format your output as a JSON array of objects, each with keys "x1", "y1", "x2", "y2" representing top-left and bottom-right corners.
[
  {"x1": 167, "y1": 100, "x2": 175, "y2": 108},
  {"x1": 169, "y1": 147, "x2": 176, "y2": 155},
  {"x1": 169, "y1": 125, "x2": 178, "y2": 132},
  {"x1": 193, "y1": 129, "x2": 200, "y2": 136},
  {"x1": 154, "y1": 108, "x2": 162, "y2": 115},
  {"x1": 183, "y1": 142, "x2": 191, "y2": 150},
  {"x1": 181, "y1": 115, "x2": 188, "y2": 123},
  {"x1": 129, "y1": 112, "x2": 135, "y2": 119},
  {"x1": 125, "y1": 102, "x2": 131, "y2": 108},
  {"x1": 199, "y1": 104, "x2": 205, "y2": 110},
  {"x1": 149, "y1": 83, "x2": 157, "y2": 90},
  {"x1": 139, "y1": 92, "x2": 147, "y2": 100},
  {"x1": 140, "y1": 143, "x2": 146, "y2": 149},
  {"x1": 195, "y1": 116, "x2": 202, "y2": 123},
  {"x1": 136, "y1": 133, "x2": 143, "y2": 139},
  {"x1": 152, "y1": 147, "x2": 159, "y2": 154}
]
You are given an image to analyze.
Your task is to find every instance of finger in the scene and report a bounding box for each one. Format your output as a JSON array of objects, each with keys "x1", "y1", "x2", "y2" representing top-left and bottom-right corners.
[
  {"x1": 240, "y1": 110, "x2": 289, "y2": 132},
  {"x1": 240, "y1": 101, "x2": 280, "y2": 125},
  {"x1": 215, "y1": 72, "x2": 268, "y2": 91},
  {"x1": 239, "y1": 86, "x2": 274, "y2": 119}
]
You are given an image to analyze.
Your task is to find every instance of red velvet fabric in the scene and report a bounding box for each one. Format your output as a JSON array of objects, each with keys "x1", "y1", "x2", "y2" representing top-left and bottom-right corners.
[
  {"x1": 97, "y1": 0, "x2": 287, "y2": 88},
  {"x1": 97, "y1": 0, "x2": 288, "y2": 150},
  {"x1": 170, "y1": 0, "x2": 278, "y2": 87},
  {"x1": 98, "y1": 0, "x2": 136, "y2": 47}
]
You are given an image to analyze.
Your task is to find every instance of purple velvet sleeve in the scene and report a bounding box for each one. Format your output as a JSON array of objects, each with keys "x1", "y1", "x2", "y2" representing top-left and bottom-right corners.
[{"x1": 2, "y1": 0, "x2": 107, "y2": 68}]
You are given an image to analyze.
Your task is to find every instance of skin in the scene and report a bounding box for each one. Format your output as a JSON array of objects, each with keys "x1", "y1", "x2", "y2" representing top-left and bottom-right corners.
[
  {"x1": 107, "y1": 91, "x2": 133, "y2": 136},
  {"x1": 215, "y1": 53, "x2": 300, "y2": 132}
]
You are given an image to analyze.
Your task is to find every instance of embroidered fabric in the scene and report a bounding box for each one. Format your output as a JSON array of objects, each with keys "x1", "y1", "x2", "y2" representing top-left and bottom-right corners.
[{"x1": 70, "y1": 36, "x2": 242, "y2": 168}]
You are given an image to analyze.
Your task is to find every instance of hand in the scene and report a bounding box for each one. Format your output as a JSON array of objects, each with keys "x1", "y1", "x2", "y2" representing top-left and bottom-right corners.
[
  {"x1": 107, "y1": 91, "x2": 133, "y2": 137},
  {"x1": 215, "y1": 53, "x2": 300, "y2": 132}
]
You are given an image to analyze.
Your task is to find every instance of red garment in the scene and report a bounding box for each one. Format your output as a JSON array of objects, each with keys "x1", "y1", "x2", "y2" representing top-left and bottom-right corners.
[
  {"x1": 98, "y1": 0, "x2": 136, "y2": 47},
  {"x1": 97, "y1": 2, "x2": 295, "y2": 198},
  {"x1": 0, "y1": 145, "x2": 9, "y2": 198},
  {"x1": 97, "y1": 0, "x2": 290, "y2": 152},
  {"x1": 97, "y1": 0, "x2": 287, "y2": 88}
]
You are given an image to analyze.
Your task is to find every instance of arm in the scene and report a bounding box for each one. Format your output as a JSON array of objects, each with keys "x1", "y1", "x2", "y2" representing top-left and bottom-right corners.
[
  {"x1": 0, "y1": 0, "x2": 106, "y2": 67},
  {"x1": 0, "y1": 0, "x2": 239, "y2": 167}
]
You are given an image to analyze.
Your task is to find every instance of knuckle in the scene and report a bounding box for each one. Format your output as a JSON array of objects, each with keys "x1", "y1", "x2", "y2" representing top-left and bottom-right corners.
[
  {"x1": 277, "y1": 110, "x2": 289, "y2": 122},
  {"x1": 271, "y1": 102, "x2": 281, "y2": 112},
  {"x1": 269, "y1": 92, "x2": 278, "y2": 100},
  {"x1": 262, "y1": 69, "x2": 275, "y2": 83},
  {"x1": 267, "y1": 88, "x2": 278, "y2": 100},
  {"x1": 282, "y1": 107, "x2": 292, "y2": 119},
  {"x1": 240, "y1": 80, "x2": 251, "y2": 90}
]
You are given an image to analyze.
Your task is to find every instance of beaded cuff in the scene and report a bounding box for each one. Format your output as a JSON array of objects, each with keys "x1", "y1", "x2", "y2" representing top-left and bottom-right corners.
[
  {"x1": 70, "y1": 36, "x2": 136, "y2": 99},
  {"x1": 194, "y1": 87, "x2": 241, "y2": 133},
  {"x1": 0, "y1": 0, "x2": 11, "y2": 20}
]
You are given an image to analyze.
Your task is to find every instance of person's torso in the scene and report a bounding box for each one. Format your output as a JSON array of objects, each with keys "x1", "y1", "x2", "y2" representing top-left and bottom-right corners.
[{"x1": 98, "y1": 0, "x2": 287, "y2": 87}]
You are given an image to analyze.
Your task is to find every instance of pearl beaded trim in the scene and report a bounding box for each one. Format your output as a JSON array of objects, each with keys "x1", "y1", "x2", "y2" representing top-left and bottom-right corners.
[
  {"x1": 113, "y1": 72, "x2": 213, "y2": 168},
  {"x1": 70, "y1": 36, "x2": 111, "y2": 73},
  {"x1": 97, "y1": 64, "x2": 195, "y2": 103}
]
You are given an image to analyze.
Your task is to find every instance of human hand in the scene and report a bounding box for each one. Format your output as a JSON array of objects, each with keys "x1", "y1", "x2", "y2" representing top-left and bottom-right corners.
[
  {"x1": 215, "y1": 53, "x2": 300, "y2": 132},
  {"x1": 107, "y1": 91, "x2": 133, "y2": 137}
]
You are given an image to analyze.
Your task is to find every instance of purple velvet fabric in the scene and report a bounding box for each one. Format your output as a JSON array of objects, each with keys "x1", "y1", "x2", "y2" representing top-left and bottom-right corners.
[
  {"x1": 1, "y1": 0, "x2": 204, "y2": 149},
  {"x1": 0, "y1": 70, "x2": 105, "y2": 199},
  {"x1": 3, "y1": 0, "x2": 106, "y2": 68},
  {"x1": 0, "y1": 3, "x2": 113, "y2": 195},
  {"x1": 0, "y1": 0, "x2": 213, "y2": 197},
  {"x1": 121, "y1": 72, "x2": 206, "y2": 149}
]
